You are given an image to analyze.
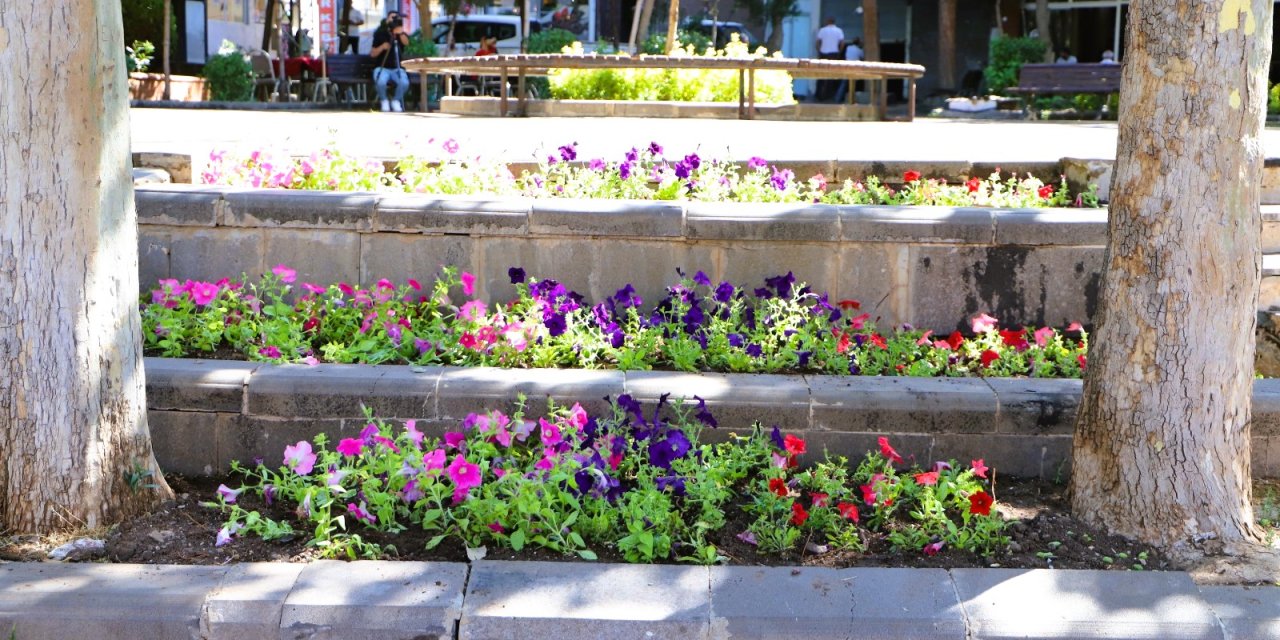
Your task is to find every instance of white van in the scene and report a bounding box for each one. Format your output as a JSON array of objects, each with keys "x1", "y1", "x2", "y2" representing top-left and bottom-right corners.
[{"x1": 431, "y1": 15, "x2": 536, "y2": 54}]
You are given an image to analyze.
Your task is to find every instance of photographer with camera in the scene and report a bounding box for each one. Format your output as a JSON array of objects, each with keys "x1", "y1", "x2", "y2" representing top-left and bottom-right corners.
[{"x1": 370, "y1": 16, "x2": 410, "y2": 112}]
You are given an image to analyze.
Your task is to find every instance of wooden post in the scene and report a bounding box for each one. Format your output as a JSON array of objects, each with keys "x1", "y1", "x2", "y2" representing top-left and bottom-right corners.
[
  {"x1": 937, "y1": 0, "x2": 955, "y2": 89},
  {"x1": 162, "y1": 0, "x2": 171, "y2": 100},
  {"x1": 629, "y1": 0, "x2": 645, "y2": 51},
  {"x1": 665, "y1": 0, "x2": 679, "y2": 54},
  {"x1": 862, "y1": 0, "x2": 879, "y2": 62}
]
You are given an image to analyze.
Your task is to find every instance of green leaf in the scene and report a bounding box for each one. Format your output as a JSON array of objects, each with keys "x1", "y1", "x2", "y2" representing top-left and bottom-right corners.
[
  {"x1": 426, "y1": 535, "x2": 446, "y2": 550},
  {"x1": 510, "y1": 529, "x2": 526, "y2": 551},
  {"x1": 576, "y1": 549, "x2": 598, "y2": 560}
]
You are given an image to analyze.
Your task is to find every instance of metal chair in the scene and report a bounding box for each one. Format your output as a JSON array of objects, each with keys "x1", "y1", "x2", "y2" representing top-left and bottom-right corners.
[{"x1": 248, "y1": 50, "x2": 278, "y2": 101}]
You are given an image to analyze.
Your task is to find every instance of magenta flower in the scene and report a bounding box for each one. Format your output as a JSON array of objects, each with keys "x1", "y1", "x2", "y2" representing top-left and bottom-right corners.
[
  {"x1": 217, "y1": 484, "x2": 242, "y2": 504},
  {"x1": 923, "y1": 541, "x2": 945, "y2": 556},
  {"x1": 405, "y1": 420, "x2": 425, "y2": 448},
  {"x1": 302, "y1": 282, "x2": 325, "y2": 295},
  {"x1": 461, "y1": 271, "x2": 477, "y2": 296},
  {"x1": 444, "y1": 431, "x2": 466, "y2": 449},
  {"x1": 443, "y1": 138, "x2": 460, "y2": 154},
  {"x1": 459, "y1": 300, "x2": 488, "y2": 322},
  {"x1": 272, "y1": 264, "x2": 297, "y2": 284},
  {"x1": 189, "y1": 281, "x2": 220, "y2": 306},
  {"x1": 567, "y1": 403, "x2": 589, "y2": 430},
  {"x1": 493, "y1": 424, "x2": 512, "y2": 447},
  {"x1": 538, "y1": 418, "x2": 562, "y2": 447},
  {"x1": 336, "y1": 438, "x2": 364, "y2": 457},
  {"x1": 488, "y1": 522, "x2": 505, "y2": 533},
  {"x1": 1033, "y1": 326, "x2": 1056, "y2": 347},
  {"x1": 447, "y1": 455, "x2": 482, "y2": 499},
  {"x1": 347, "y1": 502, "x2": 377, "y2": 524},
  {"x1": 283, "y1": 440, "x2": 316, "y2": 475},
  {"x1": 259, "y1": 345, "x2": 282, "y2": 359},
  {"x1": 408, "y1": 278, "x2": 422, "y2": 290},
  {"x1": 423, "y1": 448, "x2": 446, "y2": 472},
  {"x1": 971, "y1": 313, "x2": 998, "y2": 333}
]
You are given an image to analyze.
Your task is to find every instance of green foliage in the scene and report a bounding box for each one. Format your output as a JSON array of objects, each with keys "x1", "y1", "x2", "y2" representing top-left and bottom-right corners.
[
  {"x1": 1269, "y1": 83, "x2": 1280, "y2": 115},
  {"x1": 121, "y1": 0, "x2": 171, "y2": 51},
  {"x1": 983, "y1": 36, "x2": 1047, "y2": 94},
  {"x1": 125, "y1": 39, "x2": 156, "y2": 73},
  {"x1": 528, "y1": 28, "x2": 578, "y2": 54},
  {"x1": 640, "y1": 30, "x2": 713, "y2": 55},
  {"x1": 203, "y1": 46, "x2": 255, "y2": 102},
  {"x1": 404, "y1": 29, "x2": 438, "y2": 58}
]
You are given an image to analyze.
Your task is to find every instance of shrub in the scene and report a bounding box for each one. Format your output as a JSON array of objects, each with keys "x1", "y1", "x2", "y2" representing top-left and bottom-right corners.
[
  {"x1": 404, "y1": 29, "x2": 438, "y2": 58},
  {"x1": 1269, "y1": 83, "x2": 1280, "y2": 115},
  {"x1": 203, "y1": 41, "x2": 255, "y2": 102},
  {"x1": 528, "y1": 28, "x2": 578, "y2": 54},
  {"x1": 126, "y1": 39, "x2": 155, "y2": 73},
  {"x1": 641, "y1": 30, "x2": 713, "y2": 55},
  {"x1": 983, "y1": 36, "x2": 1046, "y2": 94}
]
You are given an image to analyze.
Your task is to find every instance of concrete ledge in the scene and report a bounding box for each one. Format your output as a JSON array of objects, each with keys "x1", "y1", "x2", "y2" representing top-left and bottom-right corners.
[
  {"x1": 530, "y1": 199, "x2": 684, "y2": 237},
  {"x1": 222, "y1": 190, "x2": 378, "y2": 230},
  {"x1": 374, "y1": 194, "x2": 530, "y2": 236},
  {"x1": 1, "y1": 562, "x2": 1273, "y2": 640},
  {"x1": 143, "y1": 359, "x2": 1280, "y2": 480},
  {"x1": 686, "y1": 202, "x2": 843, "y2": 242}
]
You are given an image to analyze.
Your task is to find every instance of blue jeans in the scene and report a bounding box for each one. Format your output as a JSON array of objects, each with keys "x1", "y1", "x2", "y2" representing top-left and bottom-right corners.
[{"x1": 373, "y1": 67, "x2": 409, "y2": 103}]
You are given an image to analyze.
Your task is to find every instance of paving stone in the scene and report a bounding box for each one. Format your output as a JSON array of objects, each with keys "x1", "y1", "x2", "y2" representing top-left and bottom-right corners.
[
  {"x1": 624, "y1": 370, "x2": 811, "y2": 432},
  {"x1": 993, "y1": 208, "x2": 1108, "y2": 246},
  {"x1": 148, "y1": 410, "x2": 225, "y2": 476},
  {"x1": 279, "y1": 560, "x2": 466, "y2": 640},
  {"x1": 841, "y1": 205, "x2": 995, "y2": 244},
  {"x1": 145, "y1": 357, "x2": 259, "y2": 412},
  {"x1": 222, "y1": 190, "x2": 376, "y2": 230},
  {"x1": 436, "y1": 366, "x2": 624, "y2": 420},
  {"x1": 952, "y1": 568, "x2": 1223, "y2": 640},
  {"x1": 531, "y1": 199, "x2": 684, "y2": 237},
  {"x1": 245, "y1": 364, "x2": 439, "y2": 419},
  {"x1": 203, "y1": 563, "x2": 305, "y2": 640},
  {"x1": 1199, "y1": 585, "x2": 1280, "y2": 640},
  {"x1": 985, "y1": 378, "x2": 1082, "y2": 435},
  {"x1": 686, "y1": 202, "x2": 841, "y2": 242},
  {"x1": 708, "y1": 566, "x2": 966, "y2": 640},
  {"x1": 0, "y1": 563, "x2": 226, "y2": 640},
  {"x1": 460, "y1": 561, "x2": 709, "y2": 640},
  {"x1": 374, "y1": 193, "x2": 529, "y2": 235},
  {"x1": 135, "y1": 185, "x2": 223, "y2": 226},
  {"x1": 809, "y1": 375, "x2": 996, "y2": 434}
]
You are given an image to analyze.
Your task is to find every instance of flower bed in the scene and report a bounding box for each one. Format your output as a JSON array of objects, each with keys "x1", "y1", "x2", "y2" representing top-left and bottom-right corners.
[
  {"x1": 199, "y1": 140, "x2": 1100, "y2": 208},
  {"x1": 211, "y1": 396, "x2": 1005, "y2": 564},
  {"x1": 143, "y1": 266, "x2": 1087, "y2": 377}
]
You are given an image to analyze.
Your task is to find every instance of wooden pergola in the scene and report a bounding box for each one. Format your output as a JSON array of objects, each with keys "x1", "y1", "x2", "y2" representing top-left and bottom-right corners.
[{"x1": 403, "y1": 53, "x2": 926, "y2": 120}]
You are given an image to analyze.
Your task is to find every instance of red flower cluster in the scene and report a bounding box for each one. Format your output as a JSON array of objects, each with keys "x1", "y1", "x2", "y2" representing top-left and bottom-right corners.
[
  {"x1": 980, "y1": 349, "x2": 1000, "y2": 368},
  {"x1": 790, "y1": 502, "x2": 809, "y2": 525},
  {"x1": 784, "y1": 435, "x2": 806, "y2": 456},
  {"x1": 913, "y1": 471, "x2": 939, "y2": 486},
  {"x1": 878, "y1": 437, "x2": 904, "y2": 465},
  {"x1": 768, "y1": 477, "x2": 788, "y2": 497},
  {"x1": 969, "y1": 491, "x2": 994, "y2": 516},
  {"x1": 836, "y1": 502, "x2": 860, "y2": 522},
  {"x1": 999, "y1": 328, "x2": 1029, "y2": 351},
  {"x1": 965, "y1": 177, "x2": 981, "y2": 192},
  {"x1": 903, "y1": 170, "x2": 922, "y2": 183}
]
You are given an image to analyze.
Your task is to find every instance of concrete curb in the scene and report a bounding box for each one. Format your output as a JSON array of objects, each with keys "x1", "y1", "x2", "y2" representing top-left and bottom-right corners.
[
  {"x1": 1, "y1": 561, "x2": 1274, "y2": 639},
  {"x1": 143, "y1": 359, "x2": 1280, "y2": 480}
]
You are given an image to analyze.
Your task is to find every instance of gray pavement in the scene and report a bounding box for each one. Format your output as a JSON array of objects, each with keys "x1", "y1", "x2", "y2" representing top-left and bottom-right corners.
[{"x1": 1, "y1": 560, "x2": 1276, "y2": 639}]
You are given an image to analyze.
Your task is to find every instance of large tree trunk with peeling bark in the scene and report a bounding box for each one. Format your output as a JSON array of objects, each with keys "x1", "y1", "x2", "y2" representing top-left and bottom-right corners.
[
  {"x1": 1070, "y1": 0, "x2": 1271, "y2": 552},
  {"x1": 0, "y1": 0, "x2": 173, "y2": 534}
]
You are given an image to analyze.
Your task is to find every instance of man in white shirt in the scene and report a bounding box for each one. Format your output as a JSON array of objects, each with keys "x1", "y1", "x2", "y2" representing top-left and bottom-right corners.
[{"x1": 814, "y1": 18, "x2": 844, "y2": 102}]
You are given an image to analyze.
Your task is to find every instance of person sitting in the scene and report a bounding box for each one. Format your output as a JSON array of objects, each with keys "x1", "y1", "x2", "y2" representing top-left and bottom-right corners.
[
  {"x1": 476, "y1": 35, "x2": 499, "y2": 56},
  {"x1": 833, "y1": 38, "x2": 864, "y2": 103},
  {"x1": 1100, "y1": 49, "x2": 1118, "y2": 64},
  {"x1": 1055, "y1": 47, "x2": 1078, "y2": 64},
  {"x1": 370, "y1": 17, "x2": 410, "y2": 112}
]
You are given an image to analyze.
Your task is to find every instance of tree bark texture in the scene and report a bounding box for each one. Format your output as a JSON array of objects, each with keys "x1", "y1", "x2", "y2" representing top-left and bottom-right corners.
[
  {"x1": 0, "y1": 0, "x2": 173, "y2": 534},
  {"x1": 1070, "y1": 0, "x2": 1272, "y2": 550},
  {"x1": 862, "y1": 0, "x2": 879, "y2": 62},
  {"x1": 162, "y1": 0, "x2": 171, "y2": 99},
  {"x1": 1035, "y1": 0, "x2": 1053, "y2": 62},
  {"x1": 666, "y1": 0, "x2": 680, "y2": 53},
  {"x1": 938, "y1": 0, "x2": 957, "y2": 89}
]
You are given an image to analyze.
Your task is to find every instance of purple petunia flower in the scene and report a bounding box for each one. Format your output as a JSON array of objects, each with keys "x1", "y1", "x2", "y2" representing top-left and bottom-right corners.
[
  {"x1": 692, "y1": 395, "x2": 718, "y2": 428},
  {"x1": 693, "y1": 271, "x2": 711, "y2": 287},
  {"x1": 347, "y1": 502, "x2": 377, "y2": 524},
  {"x1": 625, "y1": 147, "x2": 640, "y2": 163},
  {"x1": 589, "y1": 158, "x2": 606, "y2": 171},
  {"x1": 558, "y1": 142, "x2": 578, "y2": 162},
  {"x1": 770, "y1": 168, "x2": 795, "y2": 191},
  {"x1": 683, "y1": 153, "x2": 701, "y2": 170},
  {"x1": 770, "y1": 425, "x2": 786, "y2": 450},
  {"x1": 746, "y1": 343, "x2": 763, "y2": 358},
  {"x1": 656, "y1": 475, "x2": 687, "y2": 496},
  {"x1": 727, "y1": 333, "x2": 744, "y2": 347},
  {"x1": 545, "y1": 313, "x2": 567, "y2": 337},
  {"x1": 714, "y1": 282, "x2": 734, "y2": 304},
  {"x1": 648, "y1": 141, "x2": 663, "y2": 156},
  {"x1": 508, "y1": 267, "x2": 526, "y2": 284},
  {"x1": 217, "y1": 484, "x2": 242, "y2": 504},
  {"x1": 619, "y1": 162, "x2": 633, "y2": 180},
  {"x1": 648, "y1": 429, "x2": 691, "y2": 469},
  {"x1": 796, "y1": 351, "x2": 813, "y2": 368},
  {"x1": 748, "y1": 156, "x2": 768, "y2": 170},
  {"x1": 674, "y1": 161, "x2": 692, "y2": 180},
  {"x1": 765, "y1": 272, "x2": 796, "y2": 298}
]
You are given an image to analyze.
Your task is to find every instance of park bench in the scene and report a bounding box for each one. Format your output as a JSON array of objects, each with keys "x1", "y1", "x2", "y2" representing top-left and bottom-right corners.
[
  {"x1": 325, "y1": 54, "x2": 376, "y2": 105},
  {"x1": 1008, "y1": 63, "x2": 1122, "y2": 116}
]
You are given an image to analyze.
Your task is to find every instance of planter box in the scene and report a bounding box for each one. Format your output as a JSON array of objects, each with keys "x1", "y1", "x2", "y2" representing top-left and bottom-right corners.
[{"x1": 129, "y1": 73, "x2": 208, "y2": 101}]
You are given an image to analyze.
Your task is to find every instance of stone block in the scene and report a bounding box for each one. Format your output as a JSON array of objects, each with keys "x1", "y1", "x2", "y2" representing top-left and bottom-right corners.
[
  {"x1": 220, "y1": 416, "x2": 346, "y2": 468},
  {"x1": 802, "y1": 431, "x2": 934, "y2": 464},
  {"x1": 624, "y1": 370, "x2": 811, "y2": 432},
  {"x1": 145, "y1": 358, "x2": 259, "y2": 412},
  {"x1": 134, "y1": 151, "x2": 193, "y2": 183},
  {"x1": 908, "y1": 245, "x2": 1103, "y2": 332},
  {"x1": 841, "y1": 205, "x2": 995, "y2": 244},
  {"x1": 1199, "y1": 585, "x2": 1280, "y2": 640},
  {"x1": 686, "y1": 202, "x2": 841, "y2": 242},
  {"x1": 246, "y1": 364, "x2": 439, "y2": 419},
  {"x1": 1251, "y1": 380, "x2": 1280, "y2": 437},
  {"x1": 1250, "y1": 436, "x2": 1278, "y2": 478},
  {"x1": 931, "y1": 433, "x2": 1071, "y2": 480},
  {"x1": 1262, "y1": 207, "x2": 1280, "y2": 253},
  {"x1": 1061, "y1": 157, "x2": 1114, "y2": 203},
  {"x1": 0, "y1": 563, "x2": 225, "y2": 640},
  {"x1": 132, "y1": 168, "x2": 172, "y2": 185},
  {"x1": 169, "y1": 228, "x2": 265, "y2": 283},
  {"x1": 992, "y1": 209, "x2": 1108, "y2": 246},
  {"x1": 138, "y1": 229, "x2": 171, "y2": 287},
  {"x1": 262, "y1": 228, "x2": 361, "y2": 288},
  {"x1": 203, "y1": 563, "x2": 305, "y2": 640},
  {"x1": 459, "y1": 561, "x2": 709, "y2": 640},
  {"x1": 222, "y1": 190, "x2": 376, "y2": 230},
  {"x1": 951, "y1": 568, "x2": 1222, "y2": 639},
  {"x1": 985, "y1": 378, "x2": 1082, "y2": 435},
  {"x1": 280, "y1": 561, "x2": 466, "y2": 640},
  {"x1": 709, "y1": 566, "x2": 966, "y2": 640},
  {"x1": 436, "y1": 367, "x2": 624, "y2": 420},
  {"x1": 836, "y1": 243, "x2": 910, "y2": 327},
  {"x1": 359, "y1": 233, "x2": 474, "y2": 289},
  {"x1": 149, "y1": 410, "x2": 225, "y2": 477},
  {"x1": 135, "y1": 186, "x2": 223, "y2": 226},
  {"x1": 809, "y1": 376, "x2": 996, "y2": 434},
  {"x1": 374, "y1": 193, "x2": 529, "y2": 235},
  {"x1": 716, "y1": 241, "x2": 840, "y2": 304},
  {"x1": 531, "y1": 199, "x2": 684, "y2": 238}
]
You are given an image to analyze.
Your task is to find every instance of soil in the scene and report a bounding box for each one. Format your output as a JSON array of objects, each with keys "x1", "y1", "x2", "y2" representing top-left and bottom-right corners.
[{"x1": 1, "y1": 475, "x2": 1183, "y2": 572}]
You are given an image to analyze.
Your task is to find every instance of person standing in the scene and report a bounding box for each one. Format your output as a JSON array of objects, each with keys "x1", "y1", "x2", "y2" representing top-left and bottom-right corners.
[
  {"x1": 832, "y1": 37, "x2": 863, "y2": 103},
  {"x1": 371, "y1": 16, "x2": 410, "y2": 111},
  {"x1": 814, "y1": 17, "x2": 844, "y2": 102}
]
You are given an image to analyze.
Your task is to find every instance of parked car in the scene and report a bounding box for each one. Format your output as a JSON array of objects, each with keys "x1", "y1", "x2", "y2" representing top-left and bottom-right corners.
[
  {"x1": 431, "y1": 15, "x2": 539, "y2": 54},
  {"x1": 685, "y1": 19, "x2": 756, "y2": 50}
]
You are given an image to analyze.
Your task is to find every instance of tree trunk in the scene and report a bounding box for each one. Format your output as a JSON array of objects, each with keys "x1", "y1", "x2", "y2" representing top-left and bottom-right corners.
[
  {"x1": 638, "y1": 0, "x2": 656, "y2": 44},
  {"x1": 1034, "y1": 0, "x2": 1052, "y2": 62},
  {"x1": 665, "y1": 0, "x2": 679, "y2": 53},
  {"x1": 1070, "y1": 0, "x2": 1271, "y2": 551},
  {"x1": 162, "y1": 0, "x2": 171, "y2": 99},
  {"x1": 937, "y1": 0, "x2": 956, "y2": 88},
  {"x1": 862, "y1": 0, "x2": 879, "y2": 61},
  {"x1": 765, "y1": 15, "x2": 784, "y2": 54},
  {"x1": 416, "y1": 0, "x2": 432, "y2": 37},
  {"x1": 0, "y1": 0, "x2": 173, "y2": 534}
]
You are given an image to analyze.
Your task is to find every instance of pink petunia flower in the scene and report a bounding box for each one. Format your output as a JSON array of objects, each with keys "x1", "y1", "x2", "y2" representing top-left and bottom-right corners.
[
  {"x1": 538, "y1": 418, "x2": 562, "y2": 447},
  {"x1": 459, "y1": 300, "x2": 488, "y2": 322},
  {"x1": 444, "y1": 432, "x2": 465, "y2": 450},
  {"x1": 972, "y1": 459, "x2": 989, "y2": 479},
  {"x1": 272, "y1": 264, "x2": 297, "y2": 284},
  {"x1": 217, "y1": 484, "x2": 242, "y2": 504},
  {"x1": 423, "y1": 448, "x2": 446, "y2": 472},
  {"x1": 336, "y1": 438, "x2": 364, "y2": 457},
  {"x1": 405, "y1": 420, "x2": 425, "y2": 448},
  {"x1": 1033, "y1": 326, "x2": 1056, "y2": 347},
  {"x1": 189, "y1": 281, "x2": 220, "y2": 306},
  {"x1": 447, "y1": 455, "x2": 482, "y2": 496},
  {"x1": 283, "y1": 440, "x2": 316, "y2": 475},
  {"x1": 971, "y1": 313, "x2": 998, "y2": 333},
  {"x1": 461, "y1": 272, "x2": 476, "y2": 296}
]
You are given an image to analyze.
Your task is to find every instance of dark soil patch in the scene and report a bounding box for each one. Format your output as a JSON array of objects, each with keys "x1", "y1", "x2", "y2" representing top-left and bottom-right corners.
[{"x1": 36, "y1": 476, "x2": 1178, "y2": 571}]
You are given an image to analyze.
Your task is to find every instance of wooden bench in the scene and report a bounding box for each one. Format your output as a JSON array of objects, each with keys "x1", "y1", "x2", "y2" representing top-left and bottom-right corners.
[
  {"x1": 324, "y1": 54, "x2": 376, "y2": 105},
  {"x1": 1009, "y1": 63, "x2": 1122, "y2": 114}
]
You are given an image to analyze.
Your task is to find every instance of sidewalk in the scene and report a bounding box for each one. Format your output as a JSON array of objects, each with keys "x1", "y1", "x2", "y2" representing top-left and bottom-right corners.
[{"x1": 0, "y1": 560, "x2": 1273, "y2": 639}]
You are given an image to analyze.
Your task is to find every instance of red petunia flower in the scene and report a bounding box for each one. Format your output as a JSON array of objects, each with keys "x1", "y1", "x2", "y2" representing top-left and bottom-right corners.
[
  {"x1": 837, "y1": 299, "x2": 861, "y2": 310},
  {"x1": 784, "y1": 434, "x2": 807, "y2": 456},
  {"x1": 923, "y1": 540, "x2": 945, "y2": 556},
  {"x1": 790, "y1": 502, "x2": 810, "y2": 526},
  {"x1": 837, "y1": 502, "x2": 860, "y2": 522},
  {"x1": 903, "y1": 170, "x2": 921, "y2": 183},
  {"x1": 811, "y1": 492, "x2": 829, "y2": 508},
  {"x1": 860, "y1": 483, "x2": 878, "y2": 505},
  {"x1": 837, "y1": 332, "x2": 852, "y2": 354},
  {"x1": 914, "y1": 471, "x2": 939, "y2": 486},
  {"x1": 971, "y1": 458, "x2": 988, "y2": 479},
  {"x1": 980, "y1": 349, "x2": 1000, "y2": 368},
  {"x1": 966, "y1": 177, "x2": 981, "y2": 192},
  {"x1": 849, "y1": 312, "x2": 871, "y2": 329},
  {"x1": 946, "y1": 331, "x2": 964, "y2": 350},
  {"x1": 878, "y1": 436, "x2": 904, "y2": 465},
  {"x1": 1078, "y1": 354, "x2": 1087, "y2": 371},
  {"x1": 769, "y1": 477, "x2": 788, "y2": 497},
  {"x1": 999, "y1": 328, "x2": 1029, "y2": 351},
  {"x1": 969, "y1": 491, "x2": 994, "y2": 516},
  {"x1": 869, "y1": 333, "x2": 887, "y2": 349},
  {"x1": 1038, "y1": 185, "x2": 1054, "y2": 199}
]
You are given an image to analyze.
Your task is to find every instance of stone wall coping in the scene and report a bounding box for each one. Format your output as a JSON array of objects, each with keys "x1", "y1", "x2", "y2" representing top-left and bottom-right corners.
[
  {"x1": 135, "y1": 185, "x2": 1111, "y2": 245},
  {"x1": 0, "y1": 561, "x2": 1268, "y2": 639}
]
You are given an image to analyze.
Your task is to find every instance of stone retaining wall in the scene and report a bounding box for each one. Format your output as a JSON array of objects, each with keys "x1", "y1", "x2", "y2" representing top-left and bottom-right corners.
[{"x1": 144, "y1": 358, "x2": 1280, "y2": 480}]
